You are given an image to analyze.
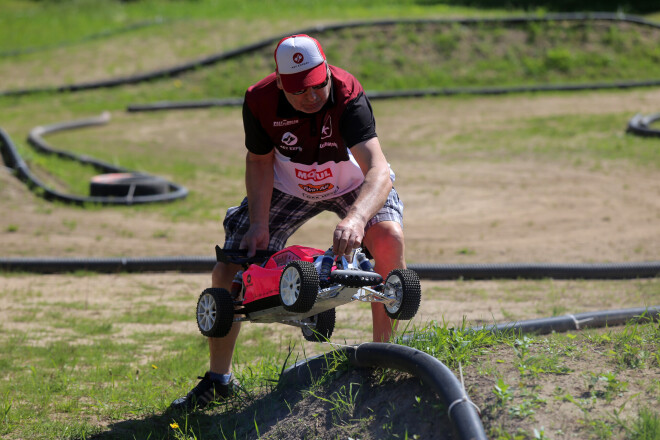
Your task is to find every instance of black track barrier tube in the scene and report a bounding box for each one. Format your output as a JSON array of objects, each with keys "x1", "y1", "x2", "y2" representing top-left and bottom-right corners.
[
  {"x1": 2, "y1": 13, "x2": 660, "y2": 98},
  {"x1": 0, "y1": 256, "x2": 216, "y2": 274},
  {"x1": 127, "y1": 80, "x2": 660, "y2": 112},
  {"x1": 1, "y1": 258, "x2": 660, "y2": 278},
  {"x1": 279, "y1": 343, "x2": 486, "y2": 440},
  {"x1": 466, "y1": 305, "x2": 660, "y2": 335},
  {"x1": 0, "y1": 19, "x2": 168, "y2": 58},
  {"x1": 409, "y1": 261, "x2": 660, "y2": 280},
  {"x1": 0, "y1": 115, "x2": 188, "y2": 205}
]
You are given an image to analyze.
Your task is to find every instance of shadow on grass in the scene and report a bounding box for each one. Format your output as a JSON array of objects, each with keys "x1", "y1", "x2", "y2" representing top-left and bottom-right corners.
[
  {"x1": 87, "y1": 383, "x2": 307, "y2": 440},
  {"x1": 88, "y1": 368, "x2": 453, "y2": 439}
]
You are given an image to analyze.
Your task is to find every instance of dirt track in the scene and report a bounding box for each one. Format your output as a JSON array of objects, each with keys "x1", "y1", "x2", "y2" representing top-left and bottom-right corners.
[{"x1": 1, "y1": 88, "x2": 659, "y2": 439}]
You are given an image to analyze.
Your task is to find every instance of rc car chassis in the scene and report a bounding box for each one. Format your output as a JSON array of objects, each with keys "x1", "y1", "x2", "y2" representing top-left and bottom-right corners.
[{"x1": 196, "y1": 245, "x2": 421, "y2": 342}]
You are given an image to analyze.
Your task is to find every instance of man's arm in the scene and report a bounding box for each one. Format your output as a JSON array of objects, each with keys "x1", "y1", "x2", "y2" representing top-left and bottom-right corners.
[
  {"x1": 333, "y1": 136, "x2": 392, "y2": 255},
  {"x1": 240, "y1": 150, "x2": 275, "y2": 256}
]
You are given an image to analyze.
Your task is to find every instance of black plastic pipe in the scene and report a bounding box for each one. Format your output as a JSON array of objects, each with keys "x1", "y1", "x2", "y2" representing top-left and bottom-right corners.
[
  {"x1": 468, "y1": 305, "x2": 660, "y2": 335},
  {"x1": 2, "y1": 13, "x2": 660, "y2": 97},
  {"x1": 410, "y1": 261, "x2": 660, "y2": 280},
  {"x1": 1, "y1": 257, "x2": 659, "y2": 279},
  {"x1": 280, "y1": 342, "x2": 486, "y2": 440},
  {"x1": 126, "y1": 80, "x2": 660, "y2": 112},
  {"x1": 0, "y1": 115, "x2": 188, "y2": 205},
  {"x1": 0, "y1": 18, "x2": 168, "y2": 58}
]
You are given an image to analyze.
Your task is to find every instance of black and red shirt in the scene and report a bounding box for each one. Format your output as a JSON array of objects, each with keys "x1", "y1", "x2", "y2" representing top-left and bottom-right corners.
[{"x1": 243, "y1": 65, "x2": 379, "y2": 201}]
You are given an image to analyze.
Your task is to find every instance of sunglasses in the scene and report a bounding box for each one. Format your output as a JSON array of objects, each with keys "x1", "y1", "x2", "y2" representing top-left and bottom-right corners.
[{"x1": 290, "y1": 71, "x2": 330, "y2": 95}]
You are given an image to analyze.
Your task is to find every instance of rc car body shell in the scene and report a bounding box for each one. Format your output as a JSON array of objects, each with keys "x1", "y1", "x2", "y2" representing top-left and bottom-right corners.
[{"x1": 242, "y1": 245, "x2": 323, "y2": 306}]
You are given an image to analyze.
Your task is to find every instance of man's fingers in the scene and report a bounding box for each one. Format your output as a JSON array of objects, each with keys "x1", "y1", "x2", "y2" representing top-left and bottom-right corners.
[{"x1": 333, "y1": 229, "x2": 362, "y2": 256}]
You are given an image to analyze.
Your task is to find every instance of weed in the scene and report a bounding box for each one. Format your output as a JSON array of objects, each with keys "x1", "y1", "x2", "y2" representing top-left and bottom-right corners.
[
  {"x1": 628, "y1": 407, "x2": 660, "y2": 440},
  {"x1": 493, "y1": 378, "x2": 514, "y2": 407}
]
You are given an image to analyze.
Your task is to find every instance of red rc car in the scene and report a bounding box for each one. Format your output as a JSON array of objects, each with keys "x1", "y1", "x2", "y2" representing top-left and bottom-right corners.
[{"x1": 196, "y1": 245, "x2": 421, "y2": 342}]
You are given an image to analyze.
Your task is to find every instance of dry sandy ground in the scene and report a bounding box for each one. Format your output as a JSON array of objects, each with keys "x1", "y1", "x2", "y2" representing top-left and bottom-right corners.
[{"x1": 1, "y1": 89, "x2": 659, "y2": 438}]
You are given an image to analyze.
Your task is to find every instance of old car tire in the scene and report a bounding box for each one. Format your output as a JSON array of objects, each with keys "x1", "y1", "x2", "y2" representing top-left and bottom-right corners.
[
  {"x1": 89, "y1": 172, "x2": 170, "y2": 197},
  {"x1": 196, "y1": 288, "x2": 234, "y2": 337},
  {"x1": 302, "y1": 308, "x2": 336, "y2": 342},
  {"x1": 384, "y1": 269, "x2": 421, "y2": 320},
  {"x1": 279, "y1": 261, "x2": 319, "y2": 313}
]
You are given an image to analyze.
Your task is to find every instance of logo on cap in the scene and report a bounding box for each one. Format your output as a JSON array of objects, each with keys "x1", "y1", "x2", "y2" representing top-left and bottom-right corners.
[{"x1": 293, "y1": 52, "x2": 304, "y2": 64}]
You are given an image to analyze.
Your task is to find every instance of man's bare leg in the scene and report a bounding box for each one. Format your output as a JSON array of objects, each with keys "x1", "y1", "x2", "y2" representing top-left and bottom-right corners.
[{"x1": 363, "y1": 221, "x2": 406, "y2": 342}]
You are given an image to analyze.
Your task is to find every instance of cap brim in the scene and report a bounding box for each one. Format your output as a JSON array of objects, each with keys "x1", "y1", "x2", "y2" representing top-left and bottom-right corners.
[{"x1": 279, "y1": 62, "x2": 326, "y2": 94}]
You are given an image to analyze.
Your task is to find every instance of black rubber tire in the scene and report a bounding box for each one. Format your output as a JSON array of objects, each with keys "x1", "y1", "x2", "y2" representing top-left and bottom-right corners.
[
  {"x1": 89, "y1": 172, "x2": 170, "y2": 197},
  {"x1": 279, "y1": 261, "x2": 319, "y2": 313},
  {"x1": 329, "y1": 269, "x2": 383, "y2": 287},
  {"x1": 384, "y1": 269, "x2": 421, "y2": 320},
  {"x1": 196, "y1": 288, "x2": 234, "y2": 338},
  {"x1": 302, "y1": 308, "x2": 336, "y2": 342}
]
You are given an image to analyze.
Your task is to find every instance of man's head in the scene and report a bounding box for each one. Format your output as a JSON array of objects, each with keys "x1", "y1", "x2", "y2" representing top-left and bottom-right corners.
[{"x1": 274, "y1": 34, "x2": 331, "y2": 114}]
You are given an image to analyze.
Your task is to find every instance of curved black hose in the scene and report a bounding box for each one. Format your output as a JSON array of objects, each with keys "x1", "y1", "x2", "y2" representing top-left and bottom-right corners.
[
  {"x1": 1, "y1": 257, "x2": 659, "y2": 278},
  {"x1": 280, "y1": 342, "x2": 486, "y2": 440},
  {"x1": 0, "y1": 114, "x2": 188, "y2": 205},
  {"x1": 2, "y1": 12, "x2": 660, "y2": 97},
  {"x1": 410, "y1": 261, "x2": 660, "y2": 280},
  {"x1": 467, "y1": 305, "x2": 660, "y2": 335},
  {"x1": 126, "y1": 79, "x2": 660, "y2": 112},
  {"x1": 0, "y1": 18, "x2": 168, "y2": 58},
  {"x1": 627, "y1": 113, "x2": 660, "y2": 137}
]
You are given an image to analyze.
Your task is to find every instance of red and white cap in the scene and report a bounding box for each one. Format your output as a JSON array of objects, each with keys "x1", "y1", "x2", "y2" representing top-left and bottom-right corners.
[{"x1": 274, "y1": 34, "x2": 327, "y2": 93}]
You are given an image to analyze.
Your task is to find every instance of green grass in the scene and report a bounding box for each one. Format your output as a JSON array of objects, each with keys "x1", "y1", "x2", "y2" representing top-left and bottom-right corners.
[
  {"x1": 0, "y1": 276, "x2": 658, "y2": 438},
  {"x1": 1, "y1": 1, "x2": 660, "y2": 438},
  {"x1": 2, "y1": 3, "x2": 659, "y2": 212}
]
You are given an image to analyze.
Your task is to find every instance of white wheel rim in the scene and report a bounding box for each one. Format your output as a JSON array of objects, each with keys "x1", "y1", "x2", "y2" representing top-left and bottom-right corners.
[
  {"x1": 385, "y1": 274, "x2": 403, "y2": 314},
  {"x1": 197, "y1": 293, "x2": 217, "y2": 332},
  {"x1": 280, "y1": 266, "x2": 301, "y2": 306}
]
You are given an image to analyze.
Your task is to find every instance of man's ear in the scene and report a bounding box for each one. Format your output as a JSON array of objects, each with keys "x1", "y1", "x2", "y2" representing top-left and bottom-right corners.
[{"x1": 275, "y1": 72, "x2": 283, "y2": 90}]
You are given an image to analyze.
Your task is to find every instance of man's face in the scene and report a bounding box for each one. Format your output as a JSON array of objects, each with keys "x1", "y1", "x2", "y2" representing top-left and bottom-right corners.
[{"x1": 277, "y1": 68, "x2": 331, "y2": 114}]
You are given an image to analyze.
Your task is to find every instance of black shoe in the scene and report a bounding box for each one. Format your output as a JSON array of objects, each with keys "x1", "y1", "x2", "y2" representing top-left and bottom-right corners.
[{"x1": 169, "y1": 372, "x2": 239, "y2": 412}]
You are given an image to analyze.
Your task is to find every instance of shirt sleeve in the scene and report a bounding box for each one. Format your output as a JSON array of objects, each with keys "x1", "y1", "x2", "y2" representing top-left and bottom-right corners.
[
  {"x1": 243, "y1": 94, "x2": 274, "y2": 155},
  {"x1": 339, "y1": 91, "x2": 377, "y2": 148}
]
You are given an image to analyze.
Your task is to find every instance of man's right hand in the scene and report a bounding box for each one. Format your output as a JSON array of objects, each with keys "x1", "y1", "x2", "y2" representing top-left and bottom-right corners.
[{"x1": 239, "y1": 223, "x2": 270, "y2": 257}]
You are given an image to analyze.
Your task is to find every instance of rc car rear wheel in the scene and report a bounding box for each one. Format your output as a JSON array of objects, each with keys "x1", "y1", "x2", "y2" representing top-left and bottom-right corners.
[
  {"x1": 301, "y1": 308, "x2": 336, "y2": 342},
  {"x1": 383, "y1": 269, "x2": 421, "y2": 320},
  {"x1": 279, "y1": 261, "x2": 319, "y2": 313},
  {"x1": 197, "y1": 288, "x2": 234, "y2": 337}
]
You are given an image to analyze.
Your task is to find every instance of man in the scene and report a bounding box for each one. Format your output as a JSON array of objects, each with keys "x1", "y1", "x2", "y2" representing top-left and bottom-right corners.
[{"x1": 171, "y1": 34, "x2": 407, "y2": 412}]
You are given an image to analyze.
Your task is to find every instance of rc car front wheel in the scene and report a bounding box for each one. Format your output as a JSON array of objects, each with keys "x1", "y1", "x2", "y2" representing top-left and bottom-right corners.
[
  {"x1": 383, "y1": 269, "x2": 421, "y2": 320},
  {"x1": 279, "y1": 261, "x2": 319, "y2": 313},
  {"x1": 301, "y1": 308, "x2": 336, "y2": 342},
  {"x1": 197, "y1": 288, "x2": 234, "y2": 338}
]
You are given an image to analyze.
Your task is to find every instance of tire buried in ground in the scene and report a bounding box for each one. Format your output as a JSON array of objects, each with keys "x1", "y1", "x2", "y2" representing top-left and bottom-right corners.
[{"x1": 89, "y1": 172, "x2": 170, "y2": 197}]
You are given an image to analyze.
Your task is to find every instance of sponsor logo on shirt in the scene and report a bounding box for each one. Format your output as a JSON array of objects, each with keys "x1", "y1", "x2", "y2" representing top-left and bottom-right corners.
[
  {"x1": 274, "y1": 120, "x2": 299, "y2": 127},
  {"x1": 295, "y1": 168, "x2": 333, "y2": 181},
  {"x1": 321, "y1": 115, "x2": 332, "y2": 139},
  {"x1": 299, "y1": 183, "x2": 334, "y2": 194},
  {"x1": 319, "y1": 141, "x2": 338, "y2": 149},
  {"x1": 279, "y1": 145, "x2": 302, "y2": 152},
  {"x1": 281, "y1": 132, "x2": 298, "y2": 146}
]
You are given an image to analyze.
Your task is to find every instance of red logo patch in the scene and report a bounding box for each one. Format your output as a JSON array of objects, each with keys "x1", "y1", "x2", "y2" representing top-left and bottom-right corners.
[
  {"x1": 295, "y1": 168, "x2": 333, "y2": 181},
  {"x1": 293, "y1": 52, "x2": 304, "y2": 64}
]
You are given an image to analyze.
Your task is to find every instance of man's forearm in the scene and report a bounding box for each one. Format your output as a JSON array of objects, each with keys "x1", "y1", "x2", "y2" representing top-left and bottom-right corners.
[{"x1": 245, "y1": 152, "x2": 275, "y2": 226}]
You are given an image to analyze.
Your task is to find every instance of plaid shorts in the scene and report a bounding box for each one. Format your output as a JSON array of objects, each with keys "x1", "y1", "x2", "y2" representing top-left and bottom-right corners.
[{"x1": 222, "y1": 187, "x2": 403, "y2": 251}]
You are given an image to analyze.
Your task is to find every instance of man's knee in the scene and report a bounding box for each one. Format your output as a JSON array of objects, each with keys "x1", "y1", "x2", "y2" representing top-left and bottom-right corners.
[
  {"x1": 211, "y1": 262, "x2": 240, "y2": 289},
  {"x1": 365, "y1": 221, "x2": 405, "y2": 251}
]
